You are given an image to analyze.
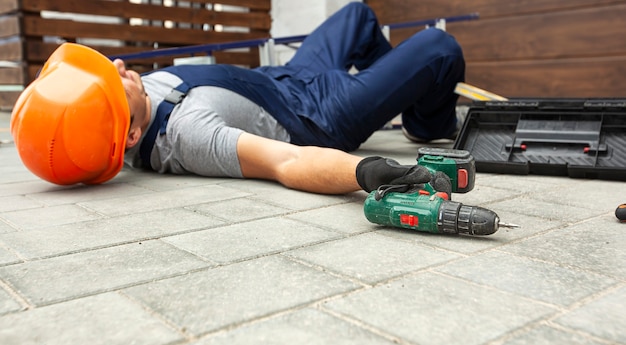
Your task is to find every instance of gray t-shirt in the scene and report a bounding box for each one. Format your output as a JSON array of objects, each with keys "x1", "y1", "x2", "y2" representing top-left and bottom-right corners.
[{"x1": 124, "y1": 70, "x2": 290, "y2": 177}]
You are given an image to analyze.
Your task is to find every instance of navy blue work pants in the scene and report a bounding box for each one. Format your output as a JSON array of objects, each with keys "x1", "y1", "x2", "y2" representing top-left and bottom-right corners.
[{"x1": 257, "y1": 2, "x2": 465, "y2": 151}]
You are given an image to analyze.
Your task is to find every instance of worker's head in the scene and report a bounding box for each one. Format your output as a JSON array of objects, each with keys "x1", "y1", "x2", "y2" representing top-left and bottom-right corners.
[
  {"x1": 111, "y1": 58, "x2": 150, "y2": 150},
  {"x1": 10, "y1": 43, "x2": 148, "y2": 185}
]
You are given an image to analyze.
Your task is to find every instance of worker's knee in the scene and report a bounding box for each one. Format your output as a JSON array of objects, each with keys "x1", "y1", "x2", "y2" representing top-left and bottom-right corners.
[
  {"x1": 409, "y1": 28, "x2": 465, "y2": 81},
  {"x1": 340, "y1": 2, "x2": 377, "y2": 21},
  {"x1": 343, "y1": 1, "x2": 372, "y2": 13},
  {"x1": 421, "y1": 28, "x2": 464, "y2": 59}
]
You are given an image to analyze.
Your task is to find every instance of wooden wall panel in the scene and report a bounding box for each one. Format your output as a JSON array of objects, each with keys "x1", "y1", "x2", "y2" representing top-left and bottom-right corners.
[
  {"x1": 0, "y1": 0, "x2": 18, "y2": 14},
  {"x1": 0, "y1": 67, "x2": 23, "y2": 84},
  {"x1": 449, "y1": 5, "x2": 626, "y2": 61},
  {"x1": 0, "y1": 92, "x2": 19, "y2": 111},
  {"x1": 0, "y1": 15, "x2": 19, "y2": 38},
  {"x1": 371, "y1": 0, "x2": 626, "y2": 23},
  {"x1": 21, "y1": 16, "x2": 267, "y2": 48},
  {"x1": 0, "y1": 40, "x2": 21, "y2": 60},
  {"x1": 368, "y1": 0, "x2": 626, "y2": 99},
  {"x1": 0, "y1": 0, "x2": 272, "y2": 109},
  {"x1": 185, "y1": 0, "x2": 270, "y2": 11},
  {"x1": 469, "y1": 57, "x2": 626, "y2": 98},
  {"x1": 21, "y1": 0, "x2": 271, "y2": 30}
]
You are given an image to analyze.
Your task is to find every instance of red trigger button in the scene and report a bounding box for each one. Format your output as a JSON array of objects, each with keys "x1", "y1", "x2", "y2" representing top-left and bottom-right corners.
[{"x1": 458, "y1": 169, "x2": 468, "y2": 189}]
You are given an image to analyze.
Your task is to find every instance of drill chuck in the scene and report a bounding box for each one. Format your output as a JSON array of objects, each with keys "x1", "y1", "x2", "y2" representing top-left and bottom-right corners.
[{"x1": 439, "y1": 201, "x2": 499, "y2": 236}]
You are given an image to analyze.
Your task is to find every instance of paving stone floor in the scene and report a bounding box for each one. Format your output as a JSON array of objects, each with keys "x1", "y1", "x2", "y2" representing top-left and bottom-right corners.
[{"x1": 0, "y1": 111, "x2": 624, "y2": 344}]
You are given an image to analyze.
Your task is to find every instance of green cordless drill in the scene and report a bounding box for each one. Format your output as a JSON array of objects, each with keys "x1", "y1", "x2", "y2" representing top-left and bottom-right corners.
[{"x1": 363, "y1": 148, "x2": 518, "y2": 236}]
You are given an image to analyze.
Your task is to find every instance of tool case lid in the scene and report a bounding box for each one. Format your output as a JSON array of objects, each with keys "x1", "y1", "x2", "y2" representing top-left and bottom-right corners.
[{"x1": 453, "y1": 98, "x2": 626, "y2": 181}]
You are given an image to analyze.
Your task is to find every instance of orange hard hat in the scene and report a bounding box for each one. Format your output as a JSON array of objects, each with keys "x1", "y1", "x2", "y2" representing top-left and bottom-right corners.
[{"x1": 10, "y1": 43, "x2": 130, "y2": 185}]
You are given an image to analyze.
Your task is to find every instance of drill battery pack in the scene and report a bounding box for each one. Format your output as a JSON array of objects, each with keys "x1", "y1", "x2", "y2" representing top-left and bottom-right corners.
[{"x1": 453, "y1": 98, "x2": 626, "y2": 181}]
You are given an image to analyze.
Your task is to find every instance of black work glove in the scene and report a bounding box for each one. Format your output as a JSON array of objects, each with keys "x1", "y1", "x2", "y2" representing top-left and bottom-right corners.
[
  {"x1": 356, "y1": 156, "x2": 432, "y2": 192},
  {"x1": 356, "y1": 156, "x2": 454, "y2": 200},
  {"x1": 430, "y1": 171, "x2": 452, "y2": 198}
]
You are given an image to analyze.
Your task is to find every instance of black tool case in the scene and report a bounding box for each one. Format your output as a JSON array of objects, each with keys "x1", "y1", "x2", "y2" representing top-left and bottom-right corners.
[{"x1": 453, "y1": 99, "x2": 626, "y2": 181}]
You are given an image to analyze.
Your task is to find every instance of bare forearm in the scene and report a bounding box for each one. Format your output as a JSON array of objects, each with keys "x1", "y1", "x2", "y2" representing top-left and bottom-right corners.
[
  {"x1": 237, "y1": 133, "x2": 421, "y2": 195},
  {"x1": 276, "y1": 146, "x2": 362, "y2": 194},
  {"x1": 237, "y1": 133, "x2": 362, "y2": 194}
]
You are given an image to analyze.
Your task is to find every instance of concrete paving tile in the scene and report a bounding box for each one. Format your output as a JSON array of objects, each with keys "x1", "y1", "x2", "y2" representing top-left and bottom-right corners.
[
  {"x1": 163, "y1": 217, "x2": 339, "y2": 264},
  {"x1": 0, "y1": 286, "x2": 23, "y2": 316},
  {"x1": 0, "y1": 145, "x2": 19, "y2": 162},
  {"x1": 25, "y1": 182, "x2": 153, "y2": 206},
  {"x1": 108, "y1": 167, "x2": 157, "y2": 184},
  {"x1": 128, "y1": 173, "x2": 232, "y2": 192},
  {"x1": 555, "y1": 285, "x2": 626, "y2": 344},
  {"x1": 0, "y1": 195, "x2": 44, "y2": 213},
  {"x1": 527, "y1": 179, "x2": 626, "y2": 212},
  {"x1": 0, "y1": 134, "x2": 13, "y2": 146},
  {"x1": 487, "y1": 196, "x2": 604, "y2": 222},
  {"x1": 193, "y1": 308, "x2": 396, "y2": 345},
  {"x1": 0, "y1": 208, "x2": 224, "y2": 260},
  {"x1": 0, "y1": 246, "x2": 20, "y2": 266},
  {"x1": 286, "y1": 202, "x2": 375, "y2": 234},
  {"x1": 0, "y1": 204, "x2": 103, "y2": 230},
  {"x1": 501, "y1": 216, "x2": 626, "y2": 279},
  {"x1": 222, "y1": 179, "x2": 359, "y2": 211},
  {"x1": 0, "y1": 111, "x2": 10, "y2": 129},
  {"x1": 79, "y1": 184, "x2": 252, "y2": 217},
  {"x1": 0, "y1": 240, "x2": 211, "y2": 306},
  {"x1": 285, "y1": 233, "x2": 460, "y2": 284},
  {"x1": 218, "y1": 178, "x2": 287, "y2": 193},
  {"x1": 451, "y1": 185, "x2": 524, "y2": 206},
  {"x1": 0, "y1": 292, "x2": 183, "y2": 345},
  {"x1": 0, "y1": 180, "x2": 66, "y2": 198},
  {"x1": 475, "y1": 173, "x2": 571, "y2": 194},
  {"x1": 186, "y1": 197, "x2": 291, "y2": 223},
  {"x1": 436, "y1": 251, "x2": 617, "y2": 307},
  {"x1": 488, "y1": 209, "x2": 565, "y2": 235},
  {"x1": 0, "y1": 148, "x2": 38, "y2": 185},
  {"x1": 0, "y1": 220, "x2": 16, "y2": 234},
  {"x1": 501, "y1": 324, "x2": 607, "y2": 345},
  {"x1": 122, "y1": 255, "x2": 360, "y2": 336},
  {"x1": 0, "y1": 169, "x2": 38, "y2": 185},
  {"x1": 0, "y1": 124, "x2": 621, "y2": 342},
  {"x1": 248, "y1": 189, "x2": 355, "y2": 211},
  {"x1": 377, "y1": 210, "x2": 562, "y2": 254},
  {"x1": 323, "y1": 272, "x2": 556, "y2": 345}
]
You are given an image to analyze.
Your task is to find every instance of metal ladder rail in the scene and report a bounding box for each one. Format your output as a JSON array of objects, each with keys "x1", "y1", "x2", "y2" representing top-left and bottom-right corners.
[{"x1": 108, "y1": 13, "x2": 479, "y2": 64}]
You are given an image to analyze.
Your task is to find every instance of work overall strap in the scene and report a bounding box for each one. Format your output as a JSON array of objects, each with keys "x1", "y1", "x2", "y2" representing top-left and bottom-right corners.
[
  {"x1": 138, "y1": 83, "x2": 188, "y2": 168},
  {"x1": 138, "y1": 64, "x2": 293, "y2": 169}
]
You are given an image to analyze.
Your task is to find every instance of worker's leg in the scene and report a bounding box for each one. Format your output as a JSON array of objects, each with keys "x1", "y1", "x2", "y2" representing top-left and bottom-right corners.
[
  {"x1": 286, "y1": 2, "x2": 391, "y2": 73},
  {"x1": 311, "y1": 27, "x2": 465, "y2": 150}
]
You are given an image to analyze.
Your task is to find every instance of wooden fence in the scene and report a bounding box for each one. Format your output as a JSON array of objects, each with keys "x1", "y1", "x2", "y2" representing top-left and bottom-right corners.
[
  {"x1": 367, "y1": 0, "x2": 626, "y2": 101},
  {"x1": 0, "y1": 0, "x2": 271, "y2": 109}
]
